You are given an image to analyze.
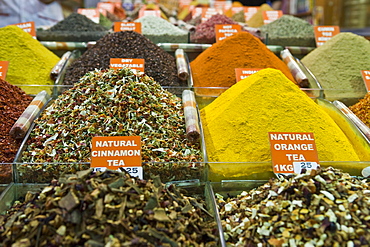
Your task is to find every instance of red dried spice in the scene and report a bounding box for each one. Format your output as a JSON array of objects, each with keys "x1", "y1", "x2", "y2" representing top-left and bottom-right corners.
[{"x1": 0, "y1": 78, "x2": 32, "y2": 183}]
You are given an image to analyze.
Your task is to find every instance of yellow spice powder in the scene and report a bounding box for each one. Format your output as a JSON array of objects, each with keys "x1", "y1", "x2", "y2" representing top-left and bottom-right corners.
[
  {"x1": 0, "y1": 26, "x2": 59, "y2": 95},
  {"x1": 201, "y1": 68, "x2": 360, "y2": 162},
  {"x1": 246, "y1": 3, "x2": 273, "y2": 28}
]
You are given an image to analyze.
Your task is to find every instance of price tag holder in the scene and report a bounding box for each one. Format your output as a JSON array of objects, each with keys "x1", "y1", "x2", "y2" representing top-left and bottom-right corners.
[
  {"x1": 11, "y1": 22, "x2": 36, "y2": 38},
  {"x1": 0, "y1": 61, "x2": 9, "y2": 80},
  {"x1": 262, "y1": 10, "x2": 283, "y2": 24},
  {"x1": 361, "y1": 70, "x2": 370, "y2": 92},
  {"x1": 110, "y1": 58, "x2": 145, "y2": 72},
  {"x1": 78, "y1": 8, "x2": 100, "y2": 23},
  {"x1": 215, "y1": 24, "x2": 241, "y2": 42},
  {"x1": 91, "y1": 136, "x2": 143, "y2": 179},
  {"x1": 235, "y1": 68, "x2": 262, "y2": 82},
  {"x1": 114, "y1": 22, "x2": 142, "y2": 33},
  {"x1": 268, "y1": 132, "x2": 320, "y2": 176},
  {"x1": 314, "y1": 26, "x2": 340, "y2": 47}
]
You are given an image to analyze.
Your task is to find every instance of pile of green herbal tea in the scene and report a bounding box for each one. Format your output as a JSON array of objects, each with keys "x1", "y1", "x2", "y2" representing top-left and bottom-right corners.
[
  {"x1": 0, "y1": 169, "x2": 219, "y2": 246},
  {"x1": 20, "y1": 68, "x2": 203, "y2": 183}
]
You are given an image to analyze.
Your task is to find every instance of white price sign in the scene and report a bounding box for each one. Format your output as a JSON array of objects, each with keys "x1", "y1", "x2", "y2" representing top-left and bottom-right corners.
[
  {"x1": 293, "y1": 161, "x2": 319, "y2": 174},
  {"x1": 93, "y1": 167, "x2": 143, "y2": 179}
]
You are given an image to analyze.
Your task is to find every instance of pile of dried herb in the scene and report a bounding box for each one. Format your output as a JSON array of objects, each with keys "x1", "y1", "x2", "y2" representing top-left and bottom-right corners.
[
  {"x1": 217, "y1": 167, "x2": 370, "y2": 246},
  {"x1": 0, "y1": 169, "x2": 219, "y2": 246},
  {"x1": 20, "y1": 68, "x2": 203, "y2": 183},
  {"x1": 64, "y1": 31, "x2": 184, "y2": 94},
  {"x1": 135, "y1": 15, "x2": 189, "y2": 43},
  {"x1": 37, "y1": 13, "x2": 109, "y2": 42},
  {"x1": 190, "y1": 14, "x2": 238, "y2": 44},
  {"x1": 259, "y1": 15, "x2": 315, "y2": 47}
]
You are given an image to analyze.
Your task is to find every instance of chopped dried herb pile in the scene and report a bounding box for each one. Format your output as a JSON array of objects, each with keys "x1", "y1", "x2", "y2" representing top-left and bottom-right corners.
[
  {"x1": 21, "y1": 68, "x2": 202, "y2": 182},
  {"x1": 64, "y1": 31, "x2": 184, "y2": 92},
  {"x1": 217, "y1": 167, "x2": 370, "y2": 246},
  {"x1": 0, "y1": 169, "x2": 218, "y2": 246}
]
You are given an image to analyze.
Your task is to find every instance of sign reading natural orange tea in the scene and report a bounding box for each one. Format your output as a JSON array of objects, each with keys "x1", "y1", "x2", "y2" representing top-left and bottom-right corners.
[
  {"x1": 78, "y1": 8, "x2": 100, "y2": 23},
  {"x1": 110, "y1": 58, "x2": 145, "y2": 72},
  {"x1": 235, "y1": 68, "x2": 262, "y2": 82},
  {"x1": 12, "y1": 22, "x2": 36, "y2": 38},
  {"x1": 114, "y1": 22, "x2": 142, "y2": 33},
  {"x1": 314, "y1": 26, "x2": 340, "y2": 47},
  {"x1": 0, "y1": 61, "x2": 9, "y2": 80},
  {"x1": 91, "y1": 136, "x2": 142, "y2": 179},
  {"x1": 361, "y1": 70, "x2": 370, "y2": 92},
  {"x1": 215, "y1": 24, "x2": 241, "y2": 42},
  {"x1": 268, "y1": 132, "x2": 319, "y2": 175},
  {"x1": 262, "y1": 10, "x2": 283, "y2": 24}
]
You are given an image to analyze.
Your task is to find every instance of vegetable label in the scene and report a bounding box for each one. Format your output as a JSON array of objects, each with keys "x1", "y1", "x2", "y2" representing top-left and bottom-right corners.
[
  {"x1": 361, "y1": 70, "x2": 370, "y2": 92},
  {"x1": 0, "y1": 61, "x2": 9, "y2": 80},
  {"x1": 215, "y1": 24, "x2": 241, "y2": 42},
  {"x1": 114, "y1": 22, "x2": 142, "y2": 33},
  {"x1": 78, "y1": 8, "x2": 100, "y2": 23},
  {"x1": 11, "y1": 22, "x2": 36, "y2": 38},
  {"x1": 110, "y1": 58, "x2": 145, "y2": 72},
  {"x1": 262, "y1": 10, "x2": 283, "y2": 24},
  {"x1": 268, "y1": 132, "x2": 319, "y2": 175},
  {"x1": 235, "y1": 68, "x2": 262, "y2": 82},
  {"x1": 91, "y1": 136, "x2": 142, "y2": 179},
  {"x1": 314, "y1": 26, "x2": 340, "y2": 47}
]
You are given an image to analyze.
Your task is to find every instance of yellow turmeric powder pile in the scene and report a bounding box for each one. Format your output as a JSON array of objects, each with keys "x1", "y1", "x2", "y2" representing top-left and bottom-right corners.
[
  {"x1": 246, "y1": 3, "x2": 273, "y2": 28},
  {"x1": 0, "y1": 26, "x2": 59, "y2": 95},
  {"x1": 201, "y1": 68, "x2": 360, "y2": 163}
]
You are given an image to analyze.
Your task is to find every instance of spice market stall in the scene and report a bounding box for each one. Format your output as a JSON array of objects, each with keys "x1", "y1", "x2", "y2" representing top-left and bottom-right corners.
[{"x1": 1, "y1": 1, "x2": 370, "y2": 246}]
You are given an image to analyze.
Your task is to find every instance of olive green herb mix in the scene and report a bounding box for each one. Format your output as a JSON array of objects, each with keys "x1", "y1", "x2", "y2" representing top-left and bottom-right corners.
[{"x1": 21, "y1": 68, "x2": 202, "y2": 181}]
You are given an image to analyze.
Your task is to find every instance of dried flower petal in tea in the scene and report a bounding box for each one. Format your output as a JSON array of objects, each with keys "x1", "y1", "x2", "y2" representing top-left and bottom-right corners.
[{"x1": 217, "y1": 167, "x2": 370, "y2": 246}]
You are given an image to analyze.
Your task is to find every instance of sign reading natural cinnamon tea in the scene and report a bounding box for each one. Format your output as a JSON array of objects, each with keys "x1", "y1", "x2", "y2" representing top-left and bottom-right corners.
[
  {"x1": 91, "y1": 136, "x2": 142, "y2": 179},
  {"x1": 110, "y1": 58, "x2": 145, "y2": 72},
  {"x1": 268, "y1": 132, "x2": 319, "y2": 175}
]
